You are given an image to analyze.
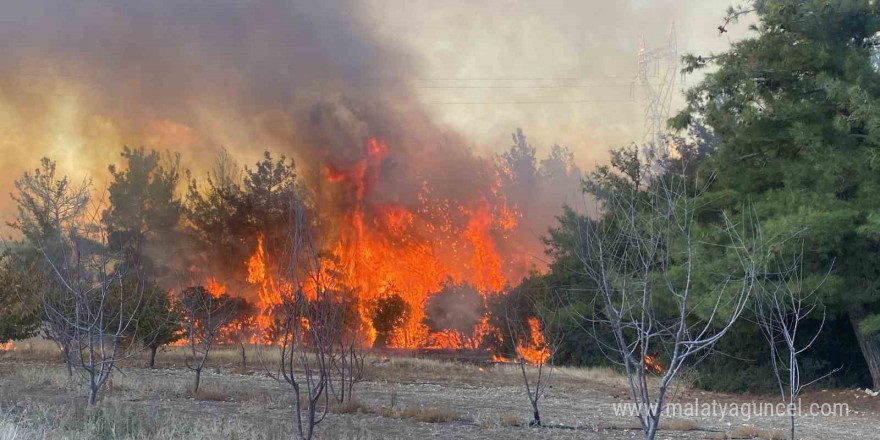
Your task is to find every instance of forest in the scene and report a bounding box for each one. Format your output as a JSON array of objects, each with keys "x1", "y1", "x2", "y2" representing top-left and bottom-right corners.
[{"x1": 3, "y1": 2, "x2": 880, "y2": 440}]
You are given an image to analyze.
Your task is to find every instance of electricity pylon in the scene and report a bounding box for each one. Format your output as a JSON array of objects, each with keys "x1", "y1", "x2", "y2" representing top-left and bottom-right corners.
[{"x1": 636, "y1": 22, "x2": 678, "y2": 151}]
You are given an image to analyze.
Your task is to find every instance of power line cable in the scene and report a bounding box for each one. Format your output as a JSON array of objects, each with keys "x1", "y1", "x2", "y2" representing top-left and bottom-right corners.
[
  {"x1": 414, "y1": 84, "x2": 644, "y2": 89},
  {"x1": 422, "y1": 99, "x2": 637, "y2": 105}
]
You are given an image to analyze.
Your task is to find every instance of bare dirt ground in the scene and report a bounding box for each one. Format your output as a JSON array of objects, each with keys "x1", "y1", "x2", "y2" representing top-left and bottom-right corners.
[{"x1": 0, "y1": 342, "x2": 877, "y2": 439}]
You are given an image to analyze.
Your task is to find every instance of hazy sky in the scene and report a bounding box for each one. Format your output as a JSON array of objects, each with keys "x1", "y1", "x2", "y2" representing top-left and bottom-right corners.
[
  {"x1": 363, "y1": 0, "x2": 750, "y2": 160},
  {"x1": 0, "y1": 0, "x2": 752, "y2": 222}
]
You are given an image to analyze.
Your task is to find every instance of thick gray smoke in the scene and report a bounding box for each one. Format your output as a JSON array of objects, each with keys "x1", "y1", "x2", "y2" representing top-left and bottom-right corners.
[
  {"x1": 0, "y1": 0, "x2": 414, "y2": 157},
  {"x1": 0, "y1": 0, "x2": 746, "y2": 263},
  {"x1": 0, "y1": 0, "x2": 747, "y2": 207},
  {"x1": 0, "y1": 0, "x2": 543, "y2": 219}
]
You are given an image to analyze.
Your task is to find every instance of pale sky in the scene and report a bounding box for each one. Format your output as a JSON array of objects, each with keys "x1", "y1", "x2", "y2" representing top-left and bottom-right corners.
[{"x1": 363, "y1": 0, "x2": 751, "y2": 163}]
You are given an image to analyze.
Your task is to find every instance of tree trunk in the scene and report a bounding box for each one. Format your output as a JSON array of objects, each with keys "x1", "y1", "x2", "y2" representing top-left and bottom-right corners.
[
  {"x1": 149, "y1": 345, "x2": 158, "y2": 369},
  {"x1": 62, "y1": 342, "x2": 72, "y2": 378},
  {"x1": 193, "y1": 368, "x2": 202, "y2": 395},
  {"x1": 644, "y1": 416, "x2": 659, "y2": 440},
  {"x1": 88, "y1": 373, "x2": 98, "y2": 405},
  {"x1": 239, "y1": 343, "x2": 246, "y2": 368},
  {"x1": 849, "y1": 311, "x2": 880, "y2": 389}
]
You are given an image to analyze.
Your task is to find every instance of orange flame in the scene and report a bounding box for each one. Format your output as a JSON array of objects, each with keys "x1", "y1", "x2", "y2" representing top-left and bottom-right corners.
[
  {"x1": 516, "y1": 317, "x2": 550, "y2": 365},
  {"x1": 204, "y1": 277, "x2": 227, "y2": 298},
  {"x1": 199, "y1": 136, "x2": 534, "y2": 350},
  {"x1": 321, "y1": 138, "x2": 522, "y2": 348},
  {"x1": 245, "y1": 233, "x2": 284, "y2": 341},
  {"x1": 644, "y1": 354, "x2": 663, "y2": 373},
  {"x1": 425, "y1": 315, "x2": 495, "y2": 350}
]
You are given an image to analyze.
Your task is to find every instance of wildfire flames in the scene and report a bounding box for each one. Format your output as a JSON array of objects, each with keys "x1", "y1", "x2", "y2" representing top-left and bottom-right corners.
[
  {"x1": 245, "y1": 234, "x2": 286, "y2": 337},
  {"x1": 198, "y1": 136, "x2": 542, "y2": 351},
  {"x1": 515, "y1": 317, "x2": 550, "y2": 365},
  {"x1": 644, "y1": 354, "x2": 663, "y2": 373},
  {"x1": 316, "y1": 137, "x2": 525, "y2": 348}
]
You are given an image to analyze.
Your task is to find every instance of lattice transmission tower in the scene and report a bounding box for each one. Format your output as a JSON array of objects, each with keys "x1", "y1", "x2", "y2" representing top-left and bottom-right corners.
[{"x1": 635, "y1": 22, "x2": 678, "y2": 151}]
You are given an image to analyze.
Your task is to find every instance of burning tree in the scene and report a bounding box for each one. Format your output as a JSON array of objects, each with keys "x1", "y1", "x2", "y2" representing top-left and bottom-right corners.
[
  {"x1": 326, "y1": 294, "x2": 366, "y2": 405},
  {"x1": 370, "y1": 292, "x2": 411, "y2": 349},
  {"x1": 266, "y1": 195, "x2": 366, "y2": 440},
  {"x1": 503, "y1": 307, "x2": 561, "y2": 427},
  {"x1": 177, "y1": 134, "x2": 582, "y2": 354}
]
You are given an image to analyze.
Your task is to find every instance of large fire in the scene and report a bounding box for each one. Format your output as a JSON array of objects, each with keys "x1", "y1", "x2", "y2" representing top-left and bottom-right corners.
[
  {"x1": 317, "y1": 137, "x2": 524, "y2": 348},
  {"x1": 200, "y1": 136, "x2": 542, "y2": 351}
]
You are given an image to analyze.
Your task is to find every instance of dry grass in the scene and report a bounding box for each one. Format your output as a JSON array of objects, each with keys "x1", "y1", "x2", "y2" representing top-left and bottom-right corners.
[
  {"x1": 712, "y1": 425, "x2": 787, "y2": 440},
  {"x1": 375, "y1": 399, "x2": 469, "y2": 424},
  {"x1": 757, "y1": 429, "x2": 786, "y2": 440},
  {"x1": 0, "y1": 414, "x2": 24, "y2": 440},
  {"x1": 397, "y1": 405, "x2": 468, "y2": 423},
  {"x1": 474, "y1": 411, "x2": 524, "y2": 429},
  {"x1": 2, "y1": 338, "x2": 637, "y2": 394},
  {"x1": 0, "y1": 339, "x2": 62, "y2": 363},
  {"x1": 499, "y1": 414, "x2": 524, "y2": 427},
  {"x1": 661, "y1": 419, "x2": 698, "y2": 431},
  {"x1": 330, "y1": 401, "x2": 374, "y2": 415},
  {"x1": 0, "y1": 399, "x2": 292, "y2": 440},
  {"x1": 193, "y1": 387, "x2": 230, "y2": 402},
  {"x1": 3, "y1": 340, "x2": 851, "y2": 440}
]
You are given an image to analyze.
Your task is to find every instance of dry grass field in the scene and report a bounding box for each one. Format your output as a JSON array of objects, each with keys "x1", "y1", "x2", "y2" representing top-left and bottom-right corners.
[{"x1": 0, "y1": 340, "x2": 877, "y2": 439}]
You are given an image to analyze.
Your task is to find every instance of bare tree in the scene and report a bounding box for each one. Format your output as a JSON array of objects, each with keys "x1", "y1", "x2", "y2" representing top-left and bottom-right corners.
[
  {"x1": 754, "y1": 241, "x2": 837, "y2": 440},
  {"x1": 9, "y1": 157, "x2": 91, "y2": 376},
  {"x1": 37, "y1": 201, "x2": 145, "y2": 405},
  {"x1": 39, "y1": 272, "x2": 78, "y2": 378},
  {"x1": 179, "y1": 285, "x2": 244, "y2": 394},
  {"x1": 504, "y1": 304, "x2": 562, "y2": 427},
  {"x1": 574, "y1": 174, "x2": 758, "y2": 440},
  {"x1": 265, "y1": 197, "x2": 350, "y2": 440},
  {"x1": 328, "y1": 295, "x2": 366, "y2": 405}
]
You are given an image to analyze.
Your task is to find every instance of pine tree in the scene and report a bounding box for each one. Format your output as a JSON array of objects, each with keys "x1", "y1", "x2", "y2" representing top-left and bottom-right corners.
[{"x1": 674, "y1": 0, "x2": 880, "y2": 388}]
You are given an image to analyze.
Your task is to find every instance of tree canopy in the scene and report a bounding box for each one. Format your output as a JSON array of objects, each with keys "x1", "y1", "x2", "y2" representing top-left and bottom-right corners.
[{"x1": 672, "y1": 0, "x2": 880, "y2": 387}]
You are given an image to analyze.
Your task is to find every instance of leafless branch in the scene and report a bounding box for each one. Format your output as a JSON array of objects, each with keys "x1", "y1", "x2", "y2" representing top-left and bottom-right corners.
[{"x1": 572, "y1": 172, "x2": 758, "y2": 440}]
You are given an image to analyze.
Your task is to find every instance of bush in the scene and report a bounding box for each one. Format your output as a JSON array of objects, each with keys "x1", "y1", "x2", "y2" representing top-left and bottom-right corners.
[{"x1": 371, "y1": 293, "x2": 410, "y2": 348}]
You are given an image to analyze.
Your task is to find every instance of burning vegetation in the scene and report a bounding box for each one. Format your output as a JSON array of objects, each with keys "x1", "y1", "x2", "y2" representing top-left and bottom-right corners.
[
  {"x1": 174, "y1": 130, "x2": 581, "y2": 357},
  {"x1": 0, "y1": 0, "x2": 586, "y2": 364}
]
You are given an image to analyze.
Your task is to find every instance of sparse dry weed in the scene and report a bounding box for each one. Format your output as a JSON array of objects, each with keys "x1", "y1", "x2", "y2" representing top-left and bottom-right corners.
[
  {"x1": 661, "y1": 419, "x2": 698, "y2": 431},
  {"x1": 397, "y1": 405, "x2": 468, "y2": 423},
  {"x1": 330, "y1": 401, "x2": 373, "y2": 415},
  {"x1": 713, "y1": 425, "x2": 789, "y2": 440}
]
